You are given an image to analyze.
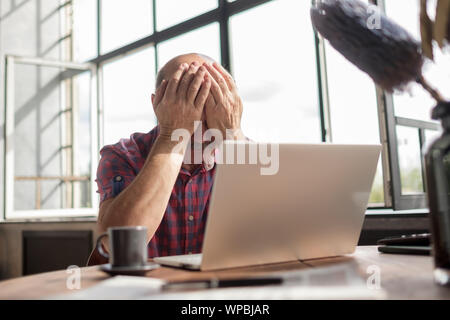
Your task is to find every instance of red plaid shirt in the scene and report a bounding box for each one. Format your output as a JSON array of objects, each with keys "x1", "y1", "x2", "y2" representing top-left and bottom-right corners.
[{"x1": 95, "y1": 126, "x2": 216, "y2": 258}]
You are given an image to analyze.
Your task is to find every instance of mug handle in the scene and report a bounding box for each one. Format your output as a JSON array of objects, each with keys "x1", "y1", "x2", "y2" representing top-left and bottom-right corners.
[{"x1": 96, "y1": 233, "x2": 109, "y2": 260}]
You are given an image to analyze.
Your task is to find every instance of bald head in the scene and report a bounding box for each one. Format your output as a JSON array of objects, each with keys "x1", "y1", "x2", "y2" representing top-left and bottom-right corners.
[{"x1": 155, "y1": 53, "x2": 215, "y2": 89}]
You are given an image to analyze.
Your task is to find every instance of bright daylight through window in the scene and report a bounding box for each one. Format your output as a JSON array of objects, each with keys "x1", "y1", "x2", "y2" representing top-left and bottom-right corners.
[{"x1": 3, "y1": 0, "x2": 444, "y2": 219}]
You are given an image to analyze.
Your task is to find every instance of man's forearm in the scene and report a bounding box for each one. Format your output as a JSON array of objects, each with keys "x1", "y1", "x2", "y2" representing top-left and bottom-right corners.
[{"x1": 98, "y1": 135, "x2": 188, "y2": 242}]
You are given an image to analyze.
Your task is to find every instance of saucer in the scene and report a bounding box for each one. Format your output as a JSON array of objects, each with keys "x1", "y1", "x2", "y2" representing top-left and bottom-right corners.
[{"x1": 99, "y1": 263, "x2": 160, "y2": 276}]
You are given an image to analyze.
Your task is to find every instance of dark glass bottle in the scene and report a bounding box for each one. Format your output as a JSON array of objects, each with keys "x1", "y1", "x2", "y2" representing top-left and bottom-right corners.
[{"x1": 425, "y1": 101, "x2": 450, "y2": 286}]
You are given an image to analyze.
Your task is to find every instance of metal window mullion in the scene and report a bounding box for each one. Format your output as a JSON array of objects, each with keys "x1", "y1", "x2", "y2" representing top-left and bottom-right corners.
[
  {"x1": 395, "y1": 117, "x2": 440, "y2": 131},
  {"x1": 60, "y1": 1, "x2": 68, "y2": 208},
  {"x1": 375, "y1": 86, "x2": 393, "y2": 207},
  {"x1": 4, "y1": 56, "x2": 16, "y2": 219},
  {"x1": 314, "y1": 32, "x2": 332, "y2": 143},
  {"x1": 90, "y1": 65, "x2": 100, "y2": 210},
  {"x1": 371, "y1": 0, "x2": 392, "y2": 208},
  {"x1": 97, "y1": 63, "x2": 104, "y2": 158},
  {"x1": 384, "y1": 91, "x2": 427, "y2": 209},
  {"x1": 9, "y1": 56, "x2": 90, "y2": 70},
  {"x1": 418, "y1": 128, "x2": 427, "y2": 193},
  {"x1": 153, "y1": 0, "x2": 159, "y2": 72},
  {"x1": 384, "y1": 91, "x2": 402, "y2": 208},
  {"x1": 219, "y1": 0, "x2": 231, "y2": 72},
  {"x1": 0, "y1": 54, "x2": 5, "y2": 221},
  {"x1": 97, "y1": 0, "x2": 101, "y2": 56},
  {"x1": 72, "y1": 76, "x2": 79, "y2": 208}
]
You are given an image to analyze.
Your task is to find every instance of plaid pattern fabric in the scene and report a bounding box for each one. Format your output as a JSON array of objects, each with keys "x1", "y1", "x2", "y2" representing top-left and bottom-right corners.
[{"x1": 96, "y1": 126, "x2": 216, "y2": 258}]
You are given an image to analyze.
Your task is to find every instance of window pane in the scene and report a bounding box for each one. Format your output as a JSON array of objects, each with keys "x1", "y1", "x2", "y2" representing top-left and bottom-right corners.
[
  {"x1": 13, "y1": 64, "x2": 93, "y2": 211},
  {"x1": 73, "y1": 72, "x2": 93, "y2": 207},
  {"x1": 325, "y1": 7, "x2": 384, "y2": 205},
  {"x1": 101, "y1": 0, "x2": 153, "y2": 54},
  {"x1": 156, "y1": 0, "x2": 217, "y2": 31},
  {"x1": 157, "y1": 23, "x2": 220, "y2": 68},
  {"x1": 397, "y1": 126, "x2": 424, "y2": 195},
  {"x1": 102, "y1": 47, "x2": 157, "y2": 146},
  {"x1": 73, "y1": 0, "x2": 97, "y2": 61},
  {"x1": 230, "y1": 0, "x2": 321, "y2": 143},
  {"x1": 385, "y1": 0, "x2": 450, "y2": 121}
]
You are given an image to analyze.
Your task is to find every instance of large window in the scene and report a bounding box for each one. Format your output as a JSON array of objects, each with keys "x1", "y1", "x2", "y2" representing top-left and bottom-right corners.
[
  {"x1": 102, "y1": 47, "x2": 157, "y2": 145},
  {"x1": 230, "y1": 0, "x2": 321, "y2": 143},
  {"x1": 3, "y1": 0, "x2": 445, "y2": 219}
]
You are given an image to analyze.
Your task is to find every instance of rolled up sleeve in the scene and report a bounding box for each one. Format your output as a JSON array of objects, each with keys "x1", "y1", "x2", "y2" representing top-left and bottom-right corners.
[{"x1": 95, "y1": 145, "x2": 137, "y2": 205}]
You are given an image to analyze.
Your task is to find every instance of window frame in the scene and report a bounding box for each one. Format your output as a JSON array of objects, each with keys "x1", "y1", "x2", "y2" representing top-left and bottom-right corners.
[
  {"x1": 3, "y1": 55, "x2": 99, "y2": 220},
  {"x1": 383, "y1": 91, "x2": 440, "y2": 210},
  {"x1": 375, "y1": 0, "x2": 441, "y2": 211}
]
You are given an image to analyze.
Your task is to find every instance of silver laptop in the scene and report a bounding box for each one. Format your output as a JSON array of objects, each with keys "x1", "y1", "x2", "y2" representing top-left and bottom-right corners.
[{"x1": 154, "y1": 142, "x2": 381, "y2": 271}]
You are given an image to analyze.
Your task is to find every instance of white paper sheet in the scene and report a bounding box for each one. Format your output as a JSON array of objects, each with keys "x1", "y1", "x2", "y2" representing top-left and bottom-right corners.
[
  {"x1": 144, "y1": 262, "x2": 387, "y2": 300},
  {"x1": 143, "y1": 285, "x2": 386, "y2": 300},
  {"x1": 48, "y1": 276, "x2": 166, "y2": 300},
  {"x1": 49, "y1": 262, "x2": 386, "y2": 300}
]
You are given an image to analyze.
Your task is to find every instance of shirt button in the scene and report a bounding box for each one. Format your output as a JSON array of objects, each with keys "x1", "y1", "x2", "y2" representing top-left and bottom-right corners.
[
  {"x1": 188, "y1": 215, "x2": 194, "y2": 221},
  {"x1": 115, "y1": 176, "x2": 122, "y2": 182}
]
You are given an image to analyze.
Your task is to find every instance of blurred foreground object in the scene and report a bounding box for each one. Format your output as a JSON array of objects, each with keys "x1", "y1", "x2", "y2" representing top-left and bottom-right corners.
[
  {"x1": 420, "y1": 0, "x2": 450, "y2": 60},
  {"x1": 311, "y1": 0, "x2": 444, "y2": 102},
  {"x1": 311, "y1": 0, "x2": 450, "y2": 287},
  {"x1": 425, "y1": 101, "x2": 450, "y2": 287}
]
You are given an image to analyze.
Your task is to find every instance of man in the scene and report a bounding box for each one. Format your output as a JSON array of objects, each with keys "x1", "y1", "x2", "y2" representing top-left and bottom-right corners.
[{"x1": 95, "y1": 53, "x2": 245, "y2": 257}]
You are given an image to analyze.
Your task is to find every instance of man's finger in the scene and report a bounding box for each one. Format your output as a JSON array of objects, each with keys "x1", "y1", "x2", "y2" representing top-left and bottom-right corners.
[
  {"x1": 204, "y1": 63, "x2": 229, "y2": 94},
  {"x1": 208, "y1": 75, "x2": 223, "y2": 103},
  {"x1": 205, "y1": 93, "x2": 215, "y2": 109},
  {"x1": 166, "y1": 63, "x2": 188, "y2": 98},
  {"x1": 187, "y1": 66, "x2": 207, "y2": 103},
  {"x1": 154, "y1": 79, "x2": 168, "y2": 106},
  {"x1": 212, "y1": 62, "x2": 236, "y2": 91},
  {"x1": 195, "y1": 75, "x2": 211, "y2": 109},
  {"x1": 178, "y1": 63, "x2": 199, "y2": 98}
]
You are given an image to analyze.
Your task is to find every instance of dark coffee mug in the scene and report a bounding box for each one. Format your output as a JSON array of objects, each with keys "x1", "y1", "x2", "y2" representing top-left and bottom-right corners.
[{"x1": 96, "y1": 226, "x2": 148, "y2": 267}]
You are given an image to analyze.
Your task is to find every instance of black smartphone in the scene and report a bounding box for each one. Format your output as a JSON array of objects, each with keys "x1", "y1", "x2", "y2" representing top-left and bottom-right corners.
[
  {"x1": 378, "y1": 245, "x2": 431, "y2": 255},
  {"x1": 377, "y1": 233, "x2": 431, "y2": 246}
]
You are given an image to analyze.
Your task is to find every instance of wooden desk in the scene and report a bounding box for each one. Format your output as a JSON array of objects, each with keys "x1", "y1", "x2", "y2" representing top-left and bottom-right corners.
[{"x1": 0, "y1": 246, "x2": 449, "y2": 300}]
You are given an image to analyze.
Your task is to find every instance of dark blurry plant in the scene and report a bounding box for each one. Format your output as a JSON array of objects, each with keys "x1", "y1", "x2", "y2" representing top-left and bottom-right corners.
[
  {"x1": 311, "y1": 0, "x2": 447, "y2": 103},
  {"x1": 420, "y1": 0, "x2": 450, "y2": 60}
]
